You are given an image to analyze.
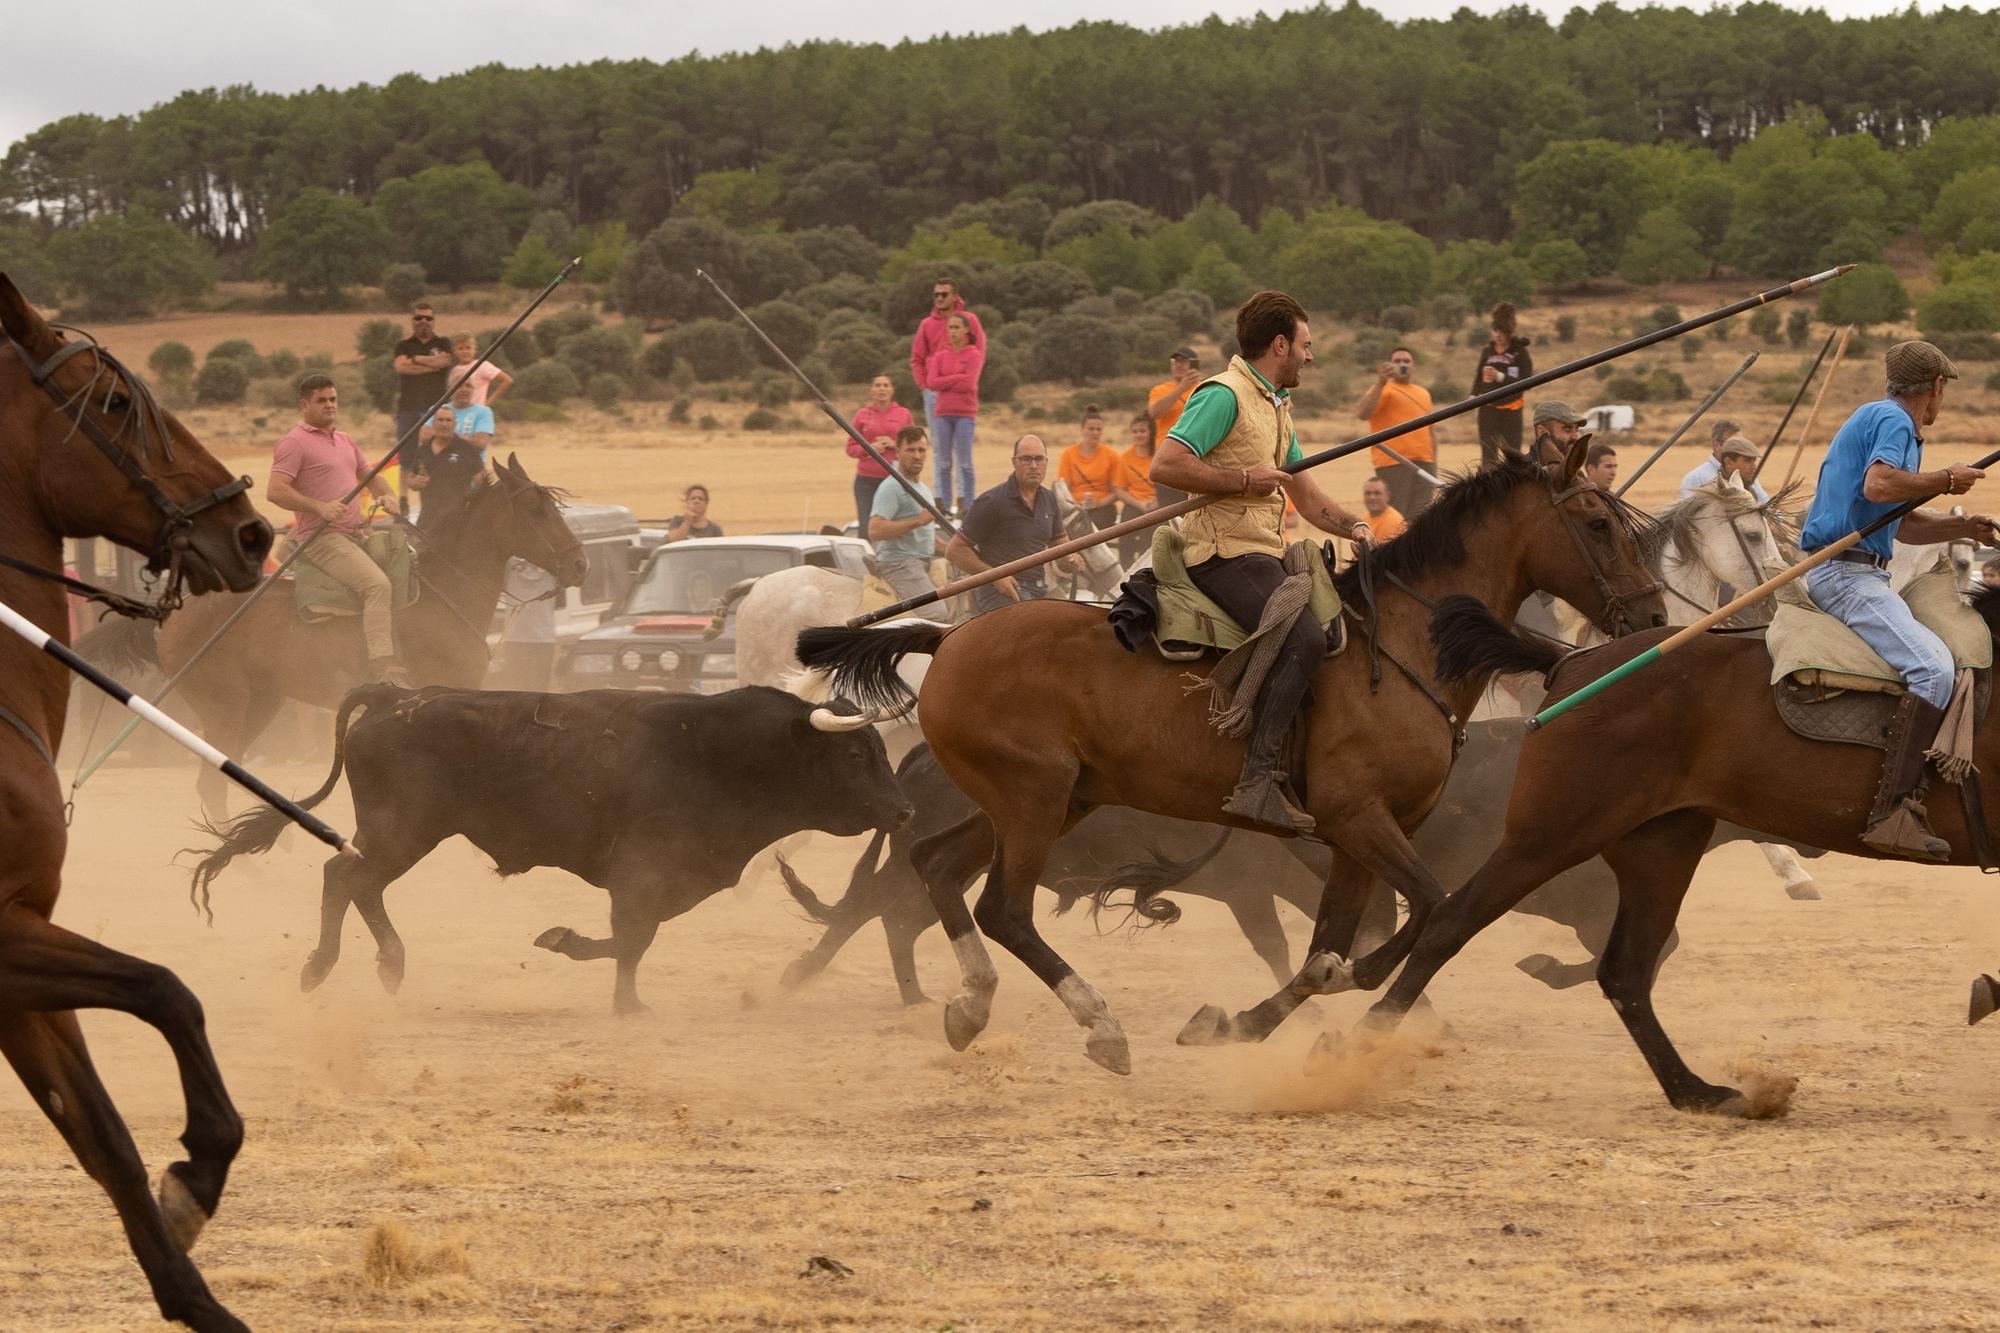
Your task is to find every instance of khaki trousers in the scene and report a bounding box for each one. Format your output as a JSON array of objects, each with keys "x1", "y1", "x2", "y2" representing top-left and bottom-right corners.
[{"x1": 292, "y1": 531, "x2": 395, "y2": 660}]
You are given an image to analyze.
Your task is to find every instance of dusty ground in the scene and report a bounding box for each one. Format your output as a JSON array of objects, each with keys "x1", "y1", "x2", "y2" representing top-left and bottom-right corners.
[{"x1": 1, "y1": 761, "x2": 1996, "y2": 1331}]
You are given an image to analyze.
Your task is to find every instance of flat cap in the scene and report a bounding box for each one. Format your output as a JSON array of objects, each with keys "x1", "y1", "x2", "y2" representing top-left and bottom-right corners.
[
  {"x1": 1171, "y1": 345, "x2": 1198, "y2": 363},
  {"x1": 1885, "y1": 340, "x2": 1957, "y2": 384},
  {"x1": 1717, "y1": 435, "x2": 1762, "y2": 461},
  {"x1": 1533, "y1": 400, "x2": 1587, "y2": 426}
]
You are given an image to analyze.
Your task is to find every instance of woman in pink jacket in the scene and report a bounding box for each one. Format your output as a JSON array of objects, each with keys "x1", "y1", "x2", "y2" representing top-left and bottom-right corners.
[{"x1": 924, "y1": 313, "x2": 984, "y2": 515}]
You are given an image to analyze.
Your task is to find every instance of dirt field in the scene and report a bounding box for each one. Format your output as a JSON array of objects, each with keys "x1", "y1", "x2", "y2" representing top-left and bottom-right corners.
[{"x1": 1, "y1": 759, "x2": 1997, "y2": 1331}]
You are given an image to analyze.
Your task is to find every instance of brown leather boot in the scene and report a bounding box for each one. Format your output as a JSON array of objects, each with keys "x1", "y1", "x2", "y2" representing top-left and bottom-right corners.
[
  {"x1": 1861, "y1": 694, "x2": 1951, "y2": 862},
  {"x1": 1220, "y1": 658, "x2": 1316, "y2": 837}
]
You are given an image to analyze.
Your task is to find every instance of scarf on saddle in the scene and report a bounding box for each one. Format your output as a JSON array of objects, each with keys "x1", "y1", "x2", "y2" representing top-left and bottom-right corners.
[
  {"x1": 1188, "y1": 542, "x2": 1315, "y2": 738},
  {"x1": 1926, "y1": 667, "x2": 1980, "y2": 785}
]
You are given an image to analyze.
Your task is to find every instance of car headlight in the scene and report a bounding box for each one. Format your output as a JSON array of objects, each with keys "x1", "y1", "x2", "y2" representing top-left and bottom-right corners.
[
  {"x1": 657, "y1": 649, "x2": 681, "y2": 672},
  {"x1": 618, "y1": 648, "x2": 644, "y2": 672},
  {"x1": 573, "y1": 654, "x2": 613, "y2": 674}
]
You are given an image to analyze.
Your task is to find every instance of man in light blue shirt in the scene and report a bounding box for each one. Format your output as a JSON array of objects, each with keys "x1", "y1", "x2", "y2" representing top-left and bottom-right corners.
[
  {"x1": 1678, "y1": 419, "x2": 1769, "y2": 500},
  {"x1": 1798, "y1": 340, "x2": 1992, "y2": 859},
  {"x1": 869, "y1": 426, "x2": 949, "y2": 620}
]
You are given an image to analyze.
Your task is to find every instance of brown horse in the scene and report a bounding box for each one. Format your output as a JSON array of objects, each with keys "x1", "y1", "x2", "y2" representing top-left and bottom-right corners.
[
  {"x1": 1365, "y1": 589, "x2": 2000, "y2": 1116},
  {"x1": 150, "y1": 454, "x2": 587, "y2": 814},
  {"x1": 797, "y1": 444, "x2": 1666, "y2": 1072},
  {"x1": 0, "y1": 275, "x2": 272, "y2": 1331}
]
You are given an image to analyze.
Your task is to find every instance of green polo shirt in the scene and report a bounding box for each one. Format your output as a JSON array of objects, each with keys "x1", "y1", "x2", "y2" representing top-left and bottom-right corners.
[{"x1": 1166, "y1": 362, "x2": 1305, "y2": 465}]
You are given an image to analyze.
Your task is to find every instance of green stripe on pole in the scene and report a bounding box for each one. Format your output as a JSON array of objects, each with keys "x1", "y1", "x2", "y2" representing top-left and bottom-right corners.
[{"x1": 1525, "y1": 646, "x2": 1661, "y2": 731}]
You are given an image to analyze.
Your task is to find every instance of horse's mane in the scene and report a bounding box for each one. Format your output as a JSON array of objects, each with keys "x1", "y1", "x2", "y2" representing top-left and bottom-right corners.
[
  {"x1": 419, "y1": 466, "x2": 570, "y2": 556},
  {"x1": 1654, "y1": 479, "x2": 1803, "y2": 563},
  {"x1": 1335, "y1": 454, "x2": 1659, "y2": 601}
]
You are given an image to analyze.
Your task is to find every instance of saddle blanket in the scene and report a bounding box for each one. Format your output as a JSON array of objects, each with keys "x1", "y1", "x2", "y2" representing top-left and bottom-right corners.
[
  {"x1": 1767, "y1": 555, "x2": 1990, "y2": 697},
  {"x1": 292, "y1": 524, "x2": 416, "y2": 620},
  {"x1": 1146, "y1": 526, "x2": 1344, "y2": 658}
]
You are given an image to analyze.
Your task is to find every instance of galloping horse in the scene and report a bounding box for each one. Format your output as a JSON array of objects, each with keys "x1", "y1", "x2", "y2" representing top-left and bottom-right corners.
[
  {"x1": 0, "y1": 275, "x2": 272, "y2": 1331},
  {"x1": 800, "y1": 443, "x2": 1665, "y2": 1071},
  {"x1": 147, "y1": 454, "x2": 587, "y2": 814},
  {"x1": 1366, "y1": 587, "x2": 2000, "y2": 1117}
]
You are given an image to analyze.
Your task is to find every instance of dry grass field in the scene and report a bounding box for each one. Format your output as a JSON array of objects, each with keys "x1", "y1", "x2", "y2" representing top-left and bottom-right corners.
[{"x1": 4, "y1": 284, "x2": 1998, "y2": 1330}]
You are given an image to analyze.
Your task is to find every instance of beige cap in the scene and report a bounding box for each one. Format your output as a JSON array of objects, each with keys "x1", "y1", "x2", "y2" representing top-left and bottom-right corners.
[
  {"x1": 1885, "y1": 340, "x2": 1958, "y2": 384},
  {"x1": 1533, "y1": 400, "x2": 1587, "y2": 426},
  {"x1": 1717, "y1": 435, "x2": 1762, "y2": 461}
]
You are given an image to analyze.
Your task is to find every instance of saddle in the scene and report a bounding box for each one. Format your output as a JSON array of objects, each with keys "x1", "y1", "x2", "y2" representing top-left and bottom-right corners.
[
  {"x1": 1141, "y1": 526, "x2": 1345, "y2": 660},
  {"x1": 291, "y1": 523, "x2": 417, "y2": 621}
]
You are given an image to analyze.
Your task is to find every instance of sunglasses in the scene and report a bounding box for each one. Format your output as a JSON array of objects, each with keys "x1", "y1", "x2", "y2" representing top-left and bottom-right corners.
[
  {"x1": 412, "y1": 315, "x2": 434, "y2": 322},
  {"x1": 932, "y1": 291, "x2": 952, "y2": 299},
  {"x1": 1014, "y1": 456, "x2": 1048, "y2": 465}
]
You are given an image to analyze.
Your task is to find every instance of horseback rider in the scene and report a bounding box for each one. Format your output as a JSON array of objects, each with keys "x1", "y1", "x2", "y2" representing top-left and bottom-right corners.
[
  {"x1": 1150, "y1": 289, "x2": 1372, "y2": 836},
  {"x1": 266, "y1": 373, "x2": 411, "y2": 684},
  {"x1": 1798, "y1": 340, "x2": 1996, "y2": 859}
]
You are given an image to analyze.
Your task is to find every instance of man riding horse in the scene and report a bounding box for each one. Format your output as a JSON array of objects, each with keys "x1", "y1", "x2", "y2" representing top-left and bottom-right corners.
[
  {"x1": 1798, "y1": 339, "x2": 1996, "y2": 860},
  {"x1": 1149, "y1": 289, "x2": 1372, "y2": 835}
]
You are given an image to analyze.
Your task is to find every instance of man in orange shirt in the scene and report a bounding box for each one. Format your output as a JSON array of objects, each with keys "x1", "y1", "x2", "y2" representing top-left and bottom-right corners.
[
  {"x1": 1354, "y1": 345, "x2": 1435, "y2": 518},
  {"x1": 1361, "y1": 476, "x2": 1407, "y2": 542},
  {"x1": 1146, "y1": 347, "x2": 1201, "y2": 503}
]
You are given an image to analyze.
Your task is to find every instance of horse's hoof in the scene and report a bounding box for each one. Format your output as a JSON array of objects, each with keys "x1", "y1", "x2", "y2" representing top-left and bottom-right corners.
[
  {"x1": 1969, "y1": 975, "x2": 1999, "y2": 1026},
  {"x1": 376, "y1": 958, "x2": 404, "y2": 995},
  {"x1": 943, "y1": 995, "x2": 986, "y2": 1051},
  {"x1": 157, "y1": 1167, "x2": 210, "y2": 1253},
  {"x1": 1784, "y1": 880, "x2": 1822, "y2": 901},
  {"x1": 1303, "y1": 1029, "x2": 1344, "y2": 1077},
  {"x1": 1515, "y1": 953, "x2": 1591, "y2": 991},
  {"x1": 778, "y1": 958, "x2": 814, "y2": 991},
  {"x1": 1084, "y1": 1023, "x2": 1132, "y2": 1075},
  {"x1": 1176, "y1": 1003, "x2": 1234, "y2": 1046},
  {"x1": 533, "y1": 927, "x2": 574, "y2": 954},
  {"x1": 1299, "y1": 951, "x2": 1356, "y2": 995},
  {"x1": 299, "y1": 956, "x2": 331, "y2": 993},
  {"x1": 612, "y1": 996, "x2": 651, "y2": 1017}
]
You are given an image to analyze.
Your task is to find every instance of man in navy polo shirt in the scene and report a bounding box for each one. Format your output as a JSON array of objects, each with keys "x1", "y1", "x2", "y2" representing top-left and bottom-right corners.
[{"x1": 945, "y1": 434, "x2": 1081, "y2": 615}]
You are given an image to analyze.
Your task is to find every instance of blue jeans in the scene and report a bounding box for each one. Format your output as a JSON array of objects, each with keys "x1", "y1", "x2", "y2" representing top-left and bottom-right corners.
[
  {"x1": 921, "y1": 389, "x2": 939, "y2": 452},
  {"x1": 1803, "y1": 560, "x2": 1954, "y2": 708},
  {"x1": 934, "y1": 415, "x2": 976, "y2": 512},
  {"x1": 853, "y1": 474, "x2": 883, "y2": 541}
]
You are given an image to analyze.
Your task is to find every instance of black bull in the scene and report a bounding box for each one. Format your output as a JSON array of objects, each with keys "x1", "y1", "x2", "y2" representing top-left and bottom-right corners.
[
  {"x1": 189, "y1": 683, "x2": 912, "y2": 1012},
  {"x1": 776, "y1": 722, "x2": 1824, "y2": 1001}
]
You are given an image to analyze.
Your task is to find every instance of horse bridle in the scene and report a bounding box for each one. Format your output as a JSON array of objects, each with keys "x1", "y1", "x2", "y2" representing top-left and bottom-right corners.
[
  {"x1": 10, "y1": 330, "x2": 251, "y2": 616},
  {"x1": 1546, "y1": 470, "x2": 1661, "y2": 636}
]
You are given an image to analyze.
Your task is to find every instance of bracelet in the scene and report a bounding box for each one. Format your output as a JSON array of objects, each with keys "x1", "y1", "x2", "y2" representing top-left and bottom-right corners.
[{"x1": 1241, "y1": 468, "x2": 1250, "y2": 495}]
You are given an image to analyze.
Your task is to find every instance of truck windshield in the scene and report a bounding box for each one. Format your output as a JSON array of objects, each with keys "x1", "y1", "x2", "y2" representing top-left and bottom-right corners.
[{"x1": 625, "y1": 546, "x2": 794, "y2": 615}]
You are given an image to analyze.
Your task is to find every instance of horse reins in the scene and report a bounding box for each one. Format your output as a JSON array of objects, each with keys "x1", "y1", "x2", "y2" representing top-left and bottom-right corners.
[
  {"x1": 7, "y1": 331, "x2": 252, "y2": 620},
  {"x1": 1546, "y1": 475, "x2": 1662, "y2": 638}
]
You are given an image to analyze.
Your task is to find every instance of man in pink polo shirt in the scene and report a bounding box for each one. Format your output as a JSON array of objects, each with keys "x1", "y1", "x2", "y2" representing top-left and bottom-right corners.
[{"x1": 268, "y1": 373, "x2": 408, "y2": 682}]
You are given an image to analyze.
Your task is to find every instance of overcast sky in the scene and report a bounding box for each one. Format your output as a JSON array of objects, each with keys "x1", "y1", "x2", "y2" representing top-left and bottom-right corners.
[{"x1": 3, "y1": 0, "x2": 1935, "y2": 156}]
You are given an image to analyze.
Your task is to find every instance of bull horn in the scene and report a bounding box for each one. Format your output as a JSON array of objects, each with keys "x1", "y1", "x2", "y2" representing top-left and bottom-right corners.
[{"x1": 809, "y1": 705, "x2": 876, "y2": 733}]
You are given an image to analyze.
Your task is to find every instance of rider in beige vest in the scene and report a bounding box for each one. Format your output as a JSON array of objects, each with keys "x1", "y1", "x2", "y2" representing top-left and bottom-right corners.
[{"x1": 1151, "y1": 290, "x2": 1373, "y2": 836}]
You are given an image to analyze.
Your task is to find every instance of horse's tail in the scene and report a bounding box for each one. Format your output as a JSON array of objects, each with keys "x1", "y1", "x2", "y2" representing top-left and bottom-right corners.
[
  {"x1": 72, "y1": 615, "x2": 160, "y2": 675},
  {"x1": 795, "y1": 621, "x2": 946, "y2": 715},
  {"x1": 702, "y1": 577, "x2": 760, "y2": 641},
  {"x1": 1083, "y1": 830, "x2": 1234, "y2": 930},
  {"x1": 1430, "y1": 594, "x2": 1566, "y2": 685},
  {"x1": 183, "y1": 683, "x2": 381, "y2": 919},
  {"x1": 776, "y1": 830, "x2": 889, "y2": 926}
]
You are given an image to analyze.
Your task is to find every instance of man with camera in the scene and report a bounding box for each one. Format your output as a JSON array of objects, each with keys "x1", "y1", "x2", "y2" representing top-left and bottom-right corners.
[{"x1": 1354, "y1": 345, "x2": 1436, "y2": 516}]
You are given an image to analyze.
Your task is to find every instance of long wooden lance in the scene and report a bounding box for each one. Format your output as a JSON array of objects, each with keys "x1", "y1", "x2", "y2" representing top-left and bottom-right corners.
[
  {"x1": 0, "y1": 598, "x2": 356, "y2": 858},
  {"x1": 697, "y1": 269, "x2": 967, "y2": 543},
  {"x1": 1612, "y1": 351, "x2": 1759, "y2": 498},
  {"x1": 1749, "y1": 328, "x2": 1839, "y2": 485},
  {"x1": 72, "y1": 258, "x2": 582, "y2": 788},
  {"x1": 1777, "y1": 324, "x2": 1855, "y2": 489},
  {"x1": 849, "y1": 266, "x2": 1855, "y2": 629},
  {"x1": 1527, "y1": 445, "x2": 2000, "y2": 733}
]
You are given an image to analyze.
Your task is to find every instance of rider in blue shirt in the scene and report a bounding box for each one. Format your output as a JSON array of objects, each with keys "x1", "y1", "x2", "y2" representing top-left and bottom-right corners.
[{"x1": 1798, "y1": 341, "x2": 1993, "y2": 859}]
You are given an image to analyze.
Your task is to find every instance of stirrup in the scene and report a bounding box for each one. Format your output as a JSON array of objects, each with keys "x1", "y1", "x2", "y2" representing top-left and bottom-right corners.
[
  {"x1": 1861, "y1": 797, "x2": 1950, "y2": 863},
  {"x1": 1222, "y1": 775, "x2": 1315, "y2": 836}
]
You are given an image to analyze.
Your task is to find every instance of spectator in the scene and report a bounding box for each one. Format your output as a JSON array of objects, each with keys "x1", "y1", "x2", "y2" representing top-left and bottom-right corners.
[
  {"x1": 868, "y1": 425, "x2": 948, "y2": 620},
  {"x1": 448, "y1": 333, "x2": 513, "y2": 407},
  {"x1": 1584, "y1": 441, "x2": 1619, "y2": 490},
  {"x1": 1147, "y1": 346, "x2": 1201, "y2": 451},
  {"x1": 495, "y1": 558, "x2": 557, "y2": 691},
  {"x1": 408, "y1": 405, "x2": 491, "y2": 531},
  {"x1": 393, "y1": 302, "x2": 455, "y2": 481},
  {"x1": 924, "y1": 312, "x2": 984, "y2": 516},
  {"x1": 1360, "y1": 475, "x2": 1408, "y2": 542},
  {"x1": 1354, "y1": 344, "x2": 1437, "y2": 515},
  {"x1": 1118, "y1": 413, "x2": 1159, "y2": 565},
  {"x1": 267, "y1": 373, "x2": 406, "y2": 683},
  {"x1": 661, "y1": 484, "x2": 724, "y2": 543},
  {"x1": 1471, "y1": 302, "x2": 1532, "y2": 466},
  {"x1": 439, "y1": 380, "x2": 494, "y2": 449},
  {"x1": 946, "y1": 434, "x2": 1081, "y2": 615},
  {"x1": 1057, "y1": 405, "x2": 1136, "y2": 532},
  {"x1": 1678, "y1": 417, "x2": 1768, "y2": 500},
  {"x1": 909, "y1": 276, "x2": 985, "y2": 467},
  {"x1": 1715, "y1": 435, "x2": 1764, "y2": 487},
  {"x1": 849, "y1": 373, "x2": 913, "y2": 538},
  {"x1": 1982, "y1": 557, "x2": 2000, "y2": 590},
  {"x1": 1530, "y1": 400, "x2": 1588, "y2": 461}
]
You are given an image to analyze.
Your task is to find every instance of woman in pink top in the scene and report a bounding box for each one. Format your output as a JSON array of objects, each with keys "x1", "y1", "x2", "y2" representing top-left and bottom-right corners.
[
  {"x1": 924, "y1": 313, "x2": 983, "y2": 515},
  {"x1": 848, "y1": 373, "x2": 913, "y2": 538}
]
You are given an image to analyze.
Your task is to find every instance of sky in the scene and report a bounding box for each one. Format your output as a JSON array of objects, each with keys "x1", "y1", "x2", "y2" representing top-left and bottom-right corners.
[{"x1": 2, "y1": 0, "x2": 1938, "y2": 156}]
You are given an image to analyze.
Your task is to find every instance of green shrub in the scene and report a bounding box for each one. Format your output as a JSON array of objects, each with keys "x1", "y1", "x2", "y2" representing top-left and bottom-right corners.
[
  {"x1": 1786, "y1": 308, "x2": 1812, "y2": 348},
  {"x1": 356, "y1": 319, "x2": 399, "y2": 359},
  {"x1": 1120, "y1": 314, "x2": 1179, "y2": 373},
  {"x1": 513, "y1": 360, "x2": 582, "y2": 404},
  {"x1": 1346, "y1": 325, "x2": 1399, "y2": 368},
  {"x1": 1379, "y1": 304, "x2": 1421, "y2": 333},
  {"x1": 148, "y1": 340, "x2": 195, "y2": 382},
  {"x1": 1029, "y1": 313, "x2": 1122, "y2": 384},
  {"x1": 1928, "y1": 332, "x2": 2000, "y2": 361},
  {"x1": 587, "y1": 373, "x2": 624, "y2": 412},
  {"x1": 1422, "y1": 293, "x2": 1472, "y2": 330},
  {"x1": 1985, "y1": 369, "x2": 2000, "y2": 393},
  {"x1": 697, "y1": 414, "x2": 719, "y2": 430},
  {"x1": 266, "y1": 348, "x2": 301, "y2": 379},
  {"x1": 380, "y1": 263, "x2": 426, "y2": 307},
  {"x1": 1645, "y1": 367, "x2": 1690, "y2": 400},
  {"x1": 207, "y1": 339, "x2": 264, "y2": 374},
  {"x1": 1606, "y1": 374, "x2": 1649, "y2": 401},
  {"x1": 1593, "y1": 363, "x2": 1615, "y2": 381},
  {"x1": 1648, "y1": 304, "x2": 1683, "y2": 330},
  {"x1": 556, "y1": 325, "x2": 638, "y2": 381},
  {"x1": 641, "y1": 337, "x2": 677, "y2": 381},
  {"x1": 795, "y1": 355, "x2": 835, "y2": 399},
  {"x1": 363, "y1": 356, "x2": 397, "y2": 412},
  {"x1": 750, "y1": 370, "x2": 793, "y2": 408},
  {"x1": 1918, "y1": 282, "x2": 2000, "y2": 336},
  {"x1": 194, "y1": 358, "x2": 250, "y2": 405},
  {"x1": 1748, "y1": 308, "x2": 1782, "y2": 344},
  {"x1": 1065, "y1": 294, "x2": 1120, "y2": 321},
  {"x1": 742, "y1": 408, "x2": 781, "y2": 431},
  {"x1": 302, "y1": 352, "x2": 334, "y2": 372},
  {"x1": 744, "y1": 299, "x2": 817, "y2": 366},
  {"x1": 1679, "y1": 335, "x2": 1703, "y2": 361},
  {"x1": 1144, "y1": 288, "x2": 1216, "y2": 337},
  {"x1": 980, "y1": 348, "x2": 1023, "y2": 404},
  {"x1": 669, "y1": 397, "x2": 692, "y2": 423},
  {"x1": 536, "y1": 305, "x2": 600, "y2": 352},
  {"x1": 1554, "y1": 314, "x2": 1578, "y2": 343},
  {"x1": 1817, "y1": 262, "x2": 1909, "y2": 327},
  {"x1": 511, "y1": 400, "x2": 568, "y2": 423},
  {"x1": 666, "y1": 319, "x2": 752, "y2": 381},
  {"x1": 822, "y1": 326, "x2": 897, "y2": 383}
]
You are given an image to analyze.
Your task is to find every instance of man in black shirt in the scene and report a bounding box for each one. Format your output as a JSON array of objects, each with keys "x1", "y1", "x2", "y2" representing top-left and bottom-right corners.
[
  {"x1": 946, "y1": 433, "x2": 1082, "y2": 615},
  {"x1": 408, "y1": 405, "x2": 491, "y2": 530},
  {"x1": 393, "y1": 302, "x2": 455, "y2": 480}
]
